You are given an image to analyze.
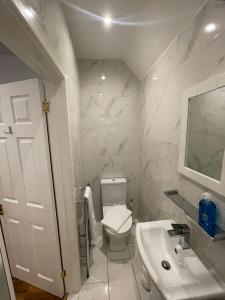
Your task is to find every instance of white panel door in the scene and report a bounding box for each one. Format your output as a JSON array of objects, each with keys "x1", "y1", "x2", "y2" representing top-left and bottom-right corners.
[{"x1": 0, "y1": 79, "x2": 64, "y2": 297}]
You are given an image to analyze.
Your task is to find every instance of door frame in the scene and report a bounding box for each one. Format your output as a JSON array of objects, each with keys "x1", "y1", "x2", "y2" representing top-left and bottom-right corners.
[
  {"x1": 0, "y1": 0, "x2": 81, "y2": 295},
  {"x1": 0, "y1": 224, "x2": 16, "y2": 300}
]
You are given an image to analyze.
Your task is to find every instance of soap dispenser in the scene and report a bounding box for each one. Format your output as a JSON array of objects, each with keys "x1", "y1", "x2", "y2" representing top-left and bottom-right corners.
[{"x1": 199, "y1": 192, "x2": 216, "y2": 237}]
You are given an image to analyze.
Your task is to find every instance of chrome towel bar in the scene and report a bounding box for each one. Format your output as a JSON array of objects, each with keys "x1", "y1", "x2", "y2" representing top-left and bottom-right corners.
[{"x1": 75, "y1": 183, "x2": 91, "y2": 204}]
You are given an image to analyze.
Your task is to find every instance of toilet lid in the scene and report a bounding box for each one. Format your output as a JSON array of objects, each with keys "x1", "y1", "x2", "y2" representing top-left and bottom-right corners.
[
  {"x1": 117, "y1": 215, "x2": 132, "y2": 234},
  {"x1": 103, "y1": 205, "x2": 132, "y2": 234}
]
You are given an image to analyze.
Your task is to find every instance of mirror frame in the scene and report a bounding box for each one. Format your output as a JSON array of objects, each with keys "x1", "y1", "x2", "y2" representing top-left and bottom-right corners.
[{"x1": 179, "y1": 72, "x2": 225, "y2": 196}]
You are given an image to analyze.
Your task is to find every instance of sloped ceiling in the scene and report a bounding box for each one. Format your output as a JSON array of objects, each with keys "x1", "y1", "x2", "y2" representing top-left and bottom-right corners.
[
  {"x1": 63, "y1": 0, "x2": 206, "y2": 80},
  {"x1": 0, "y1": 42, "x2": 13, "y2": 55}
]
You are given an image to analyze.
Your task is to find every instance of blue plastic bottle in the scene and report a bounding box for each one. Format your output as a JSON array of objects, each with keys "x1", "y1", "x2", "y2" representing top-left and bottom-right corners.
[{"x1": 199, "y1": 193, "x2": 216, "y2": 237}]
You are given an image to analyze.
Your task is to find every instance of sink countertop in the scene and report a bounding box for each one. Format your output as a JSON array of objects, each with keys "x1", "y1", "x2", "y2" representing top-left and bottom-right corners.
[{"x1": 136, "y1": 219, "x2": 225, "y2": 300}]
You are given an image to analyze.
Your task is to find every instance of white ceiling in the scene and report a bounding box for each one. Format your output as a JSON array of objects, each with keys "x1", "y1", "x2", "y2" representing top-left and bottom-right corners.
[
  {"x1": 63, "y1": 0, "x2": 206, "y2": 80},
  {"x1": 0, "y1": 42, "x2": 13, "y2": 55}
]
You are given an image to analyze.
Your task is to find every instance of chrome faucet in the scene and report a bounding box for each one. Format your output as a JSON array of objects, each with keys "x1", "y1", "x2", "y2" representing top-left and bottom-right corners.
[{"x1": 167, "y1": 224, "x2": 190, "y2": 249}]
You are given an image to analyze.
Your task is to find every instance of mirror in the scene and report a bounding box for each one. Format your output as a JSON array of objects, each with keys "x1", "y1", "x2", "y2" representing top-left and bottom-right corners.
[
  {"x1": 185, "y1": 87, "x2": 225, "y2": 181},
  {"x1": 179, "y1": 73, "x2": 225, "y2": 196}
]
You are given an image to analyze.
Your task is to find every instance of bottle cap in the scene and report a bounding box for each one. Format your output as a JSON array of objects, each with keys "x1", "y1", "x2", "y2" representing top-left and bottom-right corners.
[{"x1": 201, "y1": 192, "x2": 212, "y2": 201}]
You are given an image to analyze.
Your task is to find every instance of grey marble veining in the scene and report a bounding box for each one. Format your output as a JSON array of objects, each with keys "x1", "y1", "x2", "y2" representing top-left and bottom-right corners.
[
  {"x1": 140, "y1": 0, "x2": 225, "y2": 282},
  {"x1": 21, "y1": 0, "x2": 84, "y2": 187},
  {"x1": 24, "y1": 0, "x2": 225, "y2": 284},
  {"x1": 79, "y1": 60, "x2": 140, "y2": 220}
]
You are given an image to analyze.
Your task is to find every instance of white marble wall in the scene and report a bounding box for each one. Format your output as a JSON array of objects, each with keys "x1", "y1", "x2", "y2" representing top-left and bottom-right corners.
[
  {"x1": 20, "y1": 0, "x2": 84, "y2": 187},
  {"x1": 140, "y1": 0, "x2": 225, "y2": 281},
  {"x1": 79, "y1": 59, "x2": 140, "y2": 220}
]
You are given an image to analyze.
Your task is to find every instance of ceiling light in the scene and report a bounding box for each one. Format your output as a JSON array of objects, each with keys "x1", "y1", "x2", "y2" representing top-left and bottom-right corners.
[
  {"x1": 204, "y1": 23, "x2": 217, "y2": 33},
  {"x1": 152, "y1": 77, "x2": 159, "y2": 81},
  {"x1": 101, "y1": 74, "x2": 106, "y2": 80},
  {"x1": 24, "y1": 7, "x2": 35, "y2": 19},
  {"x1": 103, "y1": 16, "x2": 112, "y2": 26}
]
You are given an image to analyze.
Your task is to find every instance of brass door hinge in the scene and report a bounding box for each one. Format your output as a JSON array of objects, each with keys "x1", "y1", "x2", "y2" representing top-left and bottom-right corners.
[
  {"x1": 61, "y1": 270, "x2": 66, "y2": 278},
  {"x1": 43, "y1": 101, "x2": 50, "y2": 113},
  {"x1": 62, "y1": 292, "x2": 68, "y2": 300},
  {"x1": 0, "y1": 204, "x2": 4, "y2": 216}
]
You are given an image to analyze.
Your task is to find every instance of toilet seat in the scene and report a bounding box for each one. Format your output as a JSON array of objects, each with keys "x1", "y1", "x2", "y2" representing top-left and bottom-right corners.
[
  {"x1": 116, "y1": 216, "x2": 132, "y2": 234},
  {"x1": 103, "y1": 205, "x2": 132, "y2": 234}
]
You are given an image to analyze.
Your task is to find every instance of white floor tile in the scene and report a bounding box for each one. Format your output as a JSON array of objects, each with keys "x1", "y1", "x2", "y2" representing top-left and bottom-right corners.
[
  {"x1": 128, "y1": 243, "x2": 137, "y2": 259},
  {"x1": 128, "y1": 223, "x2": 137, "y2": 244},
  {"x1": 108, "y1": 260, "x2": 140, "y2": 300},
  {"x1": 79, "y1": 282, "x2": 109, "y2": 300},
  {"x1": 84, "y1": 246, "x2": 108, "y2": 284},
  {"x1": 128, "y1": 244, "x2": 150, "y2": 300},
  {"x1": 68, "y1": 293, "x2": 79, "y2": 300}
]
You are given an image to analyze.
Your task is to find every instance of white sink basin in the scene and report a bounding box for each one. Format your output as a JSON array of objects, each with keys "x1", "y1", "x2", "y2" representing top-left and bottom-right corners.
[{"x1": 136, "y1": 219, "x2": 225, "y2": 300}]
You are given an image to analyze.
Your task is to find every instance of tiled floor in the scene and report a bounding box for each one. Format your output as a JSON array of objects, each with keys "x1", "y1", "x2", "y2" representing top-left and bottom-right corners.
[{"x1": 69, "y1": 224, "x2": 150, "y2": 300}]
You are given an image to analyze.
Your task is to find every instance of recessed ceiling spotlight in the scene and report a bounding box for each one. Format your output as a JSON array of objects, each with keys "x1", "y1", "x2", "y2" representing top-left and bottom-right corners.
[
  {"x1": 204, "y1": 23, "x2": 217, "y2": 33},
  {"x1": 103, "y1": 16, "x2": 112, "y2": 26},
  {"x1": 101, "y1": 74, "x2": 106, "y2": 80},
  {"x1": 24, "y1": 7, "x2": 34, "y2": 19},
  {"x1": 152, "y1": 77, "x2": 159, "y2": 81}
]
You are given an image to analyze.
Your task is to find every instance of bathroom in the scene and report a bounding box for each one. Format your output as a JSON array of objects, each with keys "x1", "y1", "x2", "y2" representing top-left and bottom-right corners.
[{"x1": 1, "y1": 0, "x2": 225, "y2": 299}]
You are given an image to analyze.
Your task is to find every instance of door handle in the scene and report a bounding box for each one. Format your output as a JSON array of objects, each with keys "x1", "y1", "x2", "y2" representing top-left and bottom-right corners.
[{"x1": 3, "y1": 126, "x2": 13, "y2": 134}]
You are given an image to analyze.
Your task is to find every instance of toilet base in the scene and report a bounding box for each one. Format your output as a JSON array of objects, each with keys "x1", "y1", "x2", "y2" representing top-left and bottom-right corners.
[
  {"x1": 103, "y1": 222, "x2": 132, "y2": 252},
  {"x1": 109, "y1": 236, "x2": 127, "y2": 252}
]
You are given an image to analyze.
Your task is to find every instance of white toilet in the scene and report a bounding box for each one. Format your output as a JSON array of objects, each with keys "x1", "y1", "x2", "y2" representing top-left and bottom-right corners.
[{"x1": 101, "y1": 178, "x2": 132, "y2": 251}]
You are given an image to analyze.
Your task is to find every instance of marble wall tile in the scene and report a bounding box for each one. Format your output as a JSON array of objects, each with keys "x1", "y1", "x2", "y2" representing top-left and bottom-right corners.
[
  {"x1": 79, "y1": 59, "x2": 140, "y2": 220},
  {"x1": 20, "y1": 0, "x2": 84, "y2": 187},
  {"x1": 140, "y1": 0, "x2": 225, "y2": 281}
]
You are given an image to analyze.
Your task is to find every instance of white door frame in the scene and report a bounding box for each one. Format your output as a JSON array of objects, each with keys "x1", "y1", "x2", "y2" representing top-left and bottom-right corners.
[
  {"x1": 0, "y1": 225, "x2": 16, "y2": 300},
  {"x1": 0, "y1": 0, "x2": 81, "y2": 295}
]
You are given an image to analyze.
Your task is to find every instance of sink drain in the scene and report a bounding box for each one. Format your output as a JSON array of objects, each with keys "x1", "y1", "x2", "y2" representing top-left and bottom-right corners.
[{"x1": 161, "y1": 260, "x2": 171, "y2": 270}]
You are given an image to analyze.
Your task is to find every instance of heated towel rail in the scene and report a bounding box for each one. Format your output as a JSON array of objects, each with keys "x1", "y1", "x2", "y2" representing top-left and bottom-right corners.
[{"x1": 75, "y1": 186, "x2": 90, "y2": 279}]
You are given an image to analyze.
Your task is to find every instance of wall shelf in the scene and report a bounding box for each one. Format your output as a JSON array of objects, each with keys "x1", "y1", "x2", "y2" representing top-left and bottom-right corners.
[{"x1": 164, "y1": 190, "x2": 225, "y2": 242}]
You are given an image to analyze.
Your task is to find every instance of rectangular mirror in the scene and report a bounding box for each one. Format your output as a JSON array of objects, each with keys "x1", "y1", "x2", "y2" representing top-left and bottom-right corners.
[
  {"x1": 186, "y1": 87, "x2": 225, "y2": 181},
  {"x1": 179, "y1": 74, "x2": 225, "y2": 196}
]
